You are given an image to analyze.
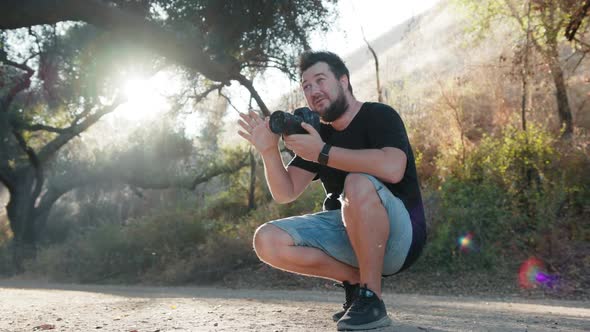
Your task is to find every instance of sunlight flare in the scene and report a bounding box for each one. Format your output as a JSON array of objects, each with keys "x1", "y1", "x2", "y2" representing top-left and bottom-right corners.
[{"x1": 116, "y1": 73, "x2": 177, "y2": 122}]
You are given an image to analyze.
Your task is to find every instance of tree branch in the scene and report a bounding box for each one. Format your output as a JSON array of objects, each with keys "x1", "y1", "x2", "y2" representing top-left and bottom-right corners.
[
  {"x1": 20, "y1": 123, "x2": 69, "y2": 134},
  {"x1": 0, "y1": 57, "x2": 35, "y2": 113},
  {"x1": 0, "y1": 0, "x2": 237, "y2": 83},
  {"x1": 11, "y1": 129, "x2": 44, "y2": 199},
  {"x1": 189, "y1": 83, "x2": 225, "y2": 104},
  {"x1": 219, "y1": 92, "x2": 241, "y2": 114},
  {"x1": 234, "y1": 74, "x2": 270, "y2": 117},
  {"x1": 106, "y1": 153, "x2": 250, "y2": 191},
  {"x1": 565, "y1": 0, "x2": 590, "y2": 41},
  {"x1": 361, "y1": 26, "x2": 382, "y2": 102},
  {"x1": 189, "y1": 155, "x2": 249, "y2": 190},
  {"x1": 573, "y1": 36, "x2": 590, "y2": 51},
  {"x1": 0, "y1": 0, "x2": 280, "y2": 115},
  {"x1": 37, "y1": 96, "x2": 125, "y2": 164}
]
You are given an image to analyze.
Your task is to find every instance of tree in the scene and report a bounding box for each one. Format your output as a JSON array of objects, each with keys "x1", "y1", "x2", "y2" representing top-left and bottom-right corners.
[
  {"x1": 361, "y1": 27, "x2": 383, "y2": 103},
  {"x1": 565, "y1": 0, "x2": 590, "y2": 41},
  {"x1": 0, "y1": 0, "x2": 337, "y2": 267},
  {"x1": 455, "y1": 0, "x2": 589, "y2": 137},
  {"x1": 0, "y1": 0, "x2": 337, "y2": 116}
]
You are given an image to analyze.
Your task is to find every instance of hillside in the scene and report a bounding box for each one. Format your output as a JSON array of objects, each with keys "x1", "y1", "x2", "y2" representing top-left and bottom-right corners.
[{"x1": 341, "y1": 0, "x2": 589, "y2": 129}]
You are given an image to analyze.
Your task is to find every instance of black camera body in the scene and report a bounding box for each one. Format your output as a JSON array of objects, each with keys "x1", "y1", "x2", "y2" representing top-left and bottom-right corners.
[{"x1": 269, "y1": 107, "x2": 320, "y2": 136}]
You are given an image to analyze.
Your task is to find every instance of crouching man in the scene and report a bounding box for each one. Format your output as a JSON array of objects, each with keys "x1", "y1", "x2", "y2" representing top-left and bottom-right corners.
[{"x1": 237, "y1": 50, "x2": 426, "y2": 331}]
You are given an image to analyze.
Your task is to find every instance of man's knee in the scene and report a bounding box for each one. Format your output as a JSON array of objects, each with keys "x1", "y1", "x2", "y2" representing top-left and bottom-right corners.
[
  {"x1": 342, "y1": 173, "x2": 380, "y2": 208},
  {"x1": 252, "y1": 223, "x2": 292, "y2": 262}
]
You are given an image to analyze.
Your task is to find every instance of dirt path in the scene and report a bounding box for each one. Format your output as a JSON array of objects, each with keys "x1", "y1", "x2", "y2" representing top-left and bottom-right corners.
[{"x1": 0, "y1": 281, "x2": 588, "y2": 332}]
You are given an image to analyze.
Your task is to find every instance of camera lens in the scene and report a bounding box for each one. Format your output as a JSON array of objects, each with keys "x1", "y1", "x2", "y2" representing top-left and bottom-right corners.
[
  {"x1": 269, "y1": 111, "x2": 287, "y2": 134},
  {"x1": 269, "y1": 109, "x2": 319, "y2": 135}
]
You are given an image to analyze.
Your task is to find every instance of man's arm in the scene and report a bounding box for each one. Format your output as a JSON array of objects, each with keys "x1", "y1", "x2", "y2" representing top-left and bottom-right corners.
[
  {"x1": 324, "y1": 146, "x2": 406, "y2": 184},
  {"x1": 237, "y1": 110, "x2": 315, "y2": 204},
  {"x1": 260, "y1": 147, "x2": 316, "y2": 203},
  {"x1": 285, "y1": 122, "x2": 407, "y2": 184}
]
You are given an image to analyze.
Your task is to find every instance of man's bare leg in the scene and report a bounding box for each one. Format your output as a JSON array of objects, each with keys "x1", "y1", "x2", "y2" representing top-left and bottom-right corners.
[
  {"x1": 253, "y1": 224, "x2": 360, "y2": 284},
  {"x1": 340, "y1": 174, "x2": 390, "y2": 297}
]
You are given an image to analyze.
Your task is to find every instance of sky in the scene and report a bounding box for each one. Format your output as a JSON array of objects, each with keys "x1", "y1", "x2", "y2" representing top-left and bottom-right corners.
[{"x1": 312, "y1": 0, "x2": 442, "y2": 56}]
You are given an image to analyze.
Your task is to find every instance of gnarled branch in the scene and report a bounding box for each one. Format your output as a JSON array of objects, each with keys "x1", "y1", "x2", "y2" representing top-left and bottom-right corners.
[
  {"x1": 1, "y1": 57, "x2": 35, "y2": 113},
  {"x1": 565, "y1": 0, "x2": 590, "y2": 41}
]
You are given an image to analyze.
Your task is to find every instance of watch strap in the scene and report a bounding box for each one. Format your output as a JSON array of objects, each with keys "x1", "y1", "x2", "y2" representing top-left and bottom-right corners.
[{"x1": 318, "y1": 144, "x2": 331, "y2": 166}]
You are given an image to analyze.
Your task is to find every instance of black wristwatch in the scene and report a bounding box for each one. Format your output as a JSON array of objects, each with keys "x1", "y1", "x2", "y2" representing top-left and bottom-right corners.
[{"x1": 318, "y1": 144, "x2": 331, "y2": 166}]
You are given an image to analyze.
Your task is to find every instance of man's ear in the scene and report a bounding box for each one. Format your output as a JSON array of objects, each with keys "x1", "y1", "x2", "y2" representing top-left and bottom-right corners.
[{"x1": 339, "y1": 75, "x2": 349, "y2": 91}]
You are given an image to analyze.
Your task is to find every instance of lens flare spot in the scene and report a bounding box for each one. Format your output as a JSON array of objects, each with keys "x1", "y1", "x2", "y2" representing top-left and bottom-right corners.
[
  {"x1": 457, "y1": 232, "x2": 476, "y2": 253},
  {"x1": 518, "y1": 257, "x2": 558, "y2": 289}
]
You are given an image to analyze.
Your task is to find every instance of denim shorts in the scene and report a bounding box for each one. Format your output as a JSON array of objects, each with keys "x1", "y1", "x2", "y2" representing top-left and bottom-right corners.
[{"x1": 267, "y1": 173, "x2": 413, "y2": 276}]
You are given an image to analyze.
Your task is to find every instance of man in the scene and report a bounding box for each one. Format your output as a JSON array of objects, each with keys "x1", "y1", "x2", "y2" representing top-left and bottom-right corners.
[{"x1": 237, "y1": 50, "x2": 426, "y2": 331}]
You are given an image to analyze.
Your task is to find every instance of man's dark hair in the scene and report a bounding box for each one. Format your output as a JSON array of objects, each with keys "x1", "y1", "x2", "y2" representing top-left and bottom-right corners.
[{"x1": 298, "y1": 50, "x2": 353, "y2": 94}]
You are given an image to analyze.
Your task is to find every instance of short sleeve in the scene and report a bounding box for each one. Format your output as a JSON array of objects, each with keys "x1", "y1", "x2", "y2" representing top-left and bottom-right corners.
[{"x1": 367, "y1": 105, "x2": 409, "y2": 155}]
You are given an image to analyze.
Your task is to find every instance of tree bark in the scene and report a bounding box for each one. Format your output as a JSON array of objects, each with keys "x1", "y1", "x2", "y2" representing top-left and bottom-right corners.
[
  {"x1": 565, "y1": 0, "x2": 590, "y2": 41},
  {"x1": 505, "y1": 0, "x2": 576, "y2": 138},
  {"x1": 5, "y1": 171, "x2": 40, "y2": 271},
  {"x1": 248, "y1": 151, "x2": 256, "y2": 210},
  {"x1": 520, "y1": 0, "x2": 533, "y2": 132},
  {"x1": 548, "y1": 57, "x2": 574, "y2": 137},
  {"x1": 361, "y1": 29, "x2": 383, "y2": 103}
]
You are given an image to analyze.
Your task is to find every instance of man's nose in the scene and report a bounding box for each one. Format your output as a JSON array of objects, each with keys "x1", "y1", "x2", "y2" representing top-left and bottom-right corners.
[{"x1": 309, "y1": 84, "x2": 322, "y2": 95}]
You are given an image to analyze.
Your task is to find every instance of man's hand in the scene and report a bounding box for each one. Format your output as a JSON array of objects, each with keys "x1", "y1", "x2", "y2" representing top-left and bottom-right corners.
[
  {"x1": 237, "y1": 110, "x2": 279, "y2": 154},
  {"x1": 284, "y1": 122, "x2": 324, "y2": 162}
]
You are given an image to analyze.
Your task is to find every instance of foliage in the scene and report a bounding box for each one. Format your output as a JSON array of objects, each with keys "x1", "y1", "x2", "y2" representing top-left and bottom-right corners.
[
  {"x1": 452, "y1": 0, "x2": 586, "y2": 45},
  {"x1": 28, "y1": 210, "x2": 207, "y2": 283},
  {"x1": 0, "y1": 0, "x2": 339, "y2": 259},
  {"x1": 419, "y1": 123, "x2": 590, "y2": 286},
  {"x1": 20, "y1": 172, "x2": 325, "y2": 283},
  {"x1": 156, "y1": 0, "x2": 337, "y2": 78},
  {"x1": 421, "y1": 179, "x2": 512, "y2": 270}
]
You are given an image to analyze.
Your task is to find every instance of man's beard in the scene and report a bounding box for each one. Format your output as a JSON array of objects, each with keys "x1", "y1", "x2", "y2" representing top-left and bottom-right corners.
[{"x1": 321, "y1": 87, "x2": 348, "y2": 122}]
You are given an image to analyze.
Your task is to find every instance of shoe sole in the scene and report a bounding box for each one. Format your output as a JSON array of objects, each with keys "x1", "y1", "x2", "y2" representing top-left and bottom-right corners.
[
  {"x1": 332, "y1": 312, "x2": 345, "y2": 322},
  {"x1": 336, "y1": 315, "x2": 392, "y2": 331}
]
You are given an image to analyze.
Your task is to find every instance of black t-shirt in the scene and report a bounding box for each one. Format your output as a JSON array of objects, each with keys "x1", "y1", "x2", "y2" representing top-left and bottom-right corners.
[{"x1": 288, "y1": 102, "x2": 426, "y2": 272}]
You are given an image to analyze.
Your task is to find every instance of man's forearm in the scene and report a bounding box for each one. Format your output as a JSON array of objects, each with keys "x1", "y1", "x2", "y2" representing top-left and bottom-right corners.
[
  {"x1": 260, "y1": 147, "x2": 296, "y2": 203},
  {"x1": 326, "y1": 146, "x2": 407, "y2": 184}
]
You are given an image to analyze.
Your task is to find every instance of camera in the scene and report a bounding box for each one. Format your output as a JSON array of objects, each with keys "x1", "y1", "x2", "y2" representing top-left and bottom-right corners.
[{"x1": 269, "y1": 107, "x2": 320, "y2": 136}]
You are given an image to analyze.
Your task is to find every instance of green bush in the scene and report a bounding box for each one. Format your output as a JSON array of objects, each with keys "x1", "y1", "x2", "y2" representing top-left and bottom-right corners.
[
  {"x1": 29, "y1": 210, "x2": 209, "y2": 283},
  {"x1": 422, "y1": 124, "x2": 590, "y2": 280},
  {"x1": 26, "y1": 180, "x2": 324, "y2": 284},
  {"x1": 464, "y1": 124, "x2": 556, "y2": 194},
  {"x1": 421, "y1": 178, "x2": 514, "y2": 270}
]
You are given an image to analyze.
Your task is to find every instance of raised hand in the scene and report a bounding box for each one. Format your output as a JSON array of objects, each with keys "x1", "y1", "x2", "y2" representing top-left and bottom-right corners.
[{"x1": 237, "y1": 110, "x2": 279, "y2": 154}]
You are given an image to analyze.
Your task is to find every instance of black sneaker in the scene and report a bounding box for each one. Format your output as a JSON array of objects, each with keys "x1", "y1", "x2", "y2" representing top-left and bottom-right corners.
[
  {"x1": 336, "y1": 285, "x2": 392, "y2": 331},
  {"x1": 332, "y1": 281, "x2": 360, "y2": 322}
]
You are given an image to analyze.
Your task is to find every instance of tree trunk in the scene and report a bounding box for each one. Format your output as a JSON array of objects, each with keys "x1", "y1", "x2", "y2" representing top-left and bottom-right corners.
[
  {"x1": 5, "y1": 172, "x2": 41, "y2": 271},
  {"x1": 361, "y1": 30, "x2": 382, "y2": 103},
  {"x1": 537, "y1": 4, "x2": 574, "y2": 138},
  {"x1": 248, "y1": 151, "x2": 256, "y2": 210},
  {"x1": 520, "y1": 0, "x2": 533, "y2": 132},
  {"x1": 548, "y1": 57, "x2": 574, "y2": 138}
]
